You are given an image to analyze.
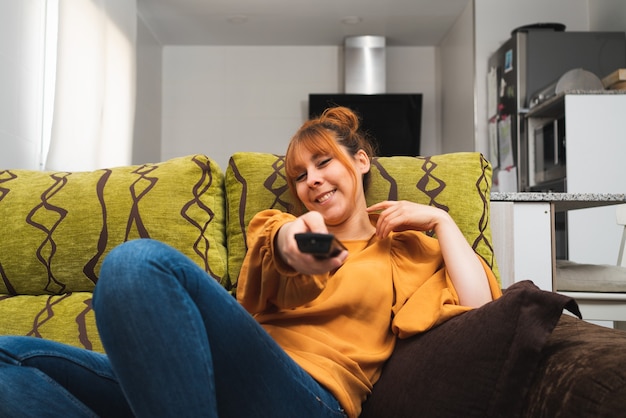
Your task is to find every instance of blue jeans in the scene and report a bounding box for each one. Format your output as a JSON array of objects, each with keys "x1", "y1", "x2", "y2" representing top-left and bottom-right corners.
[{"x1": 0, "y1": 239, "x2": 346, "y2": 418}]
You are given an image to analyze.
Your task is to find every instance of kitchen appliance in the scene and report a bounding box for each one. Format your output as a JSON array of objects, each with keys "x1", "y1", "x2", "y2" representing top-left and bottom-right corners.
[
  {"x1": 308, "y1": 93, "x2": 422, "y2": 157},
  {"x1": 528, "y1": 68, "x2": 603, "y2": 191},
  {"x1": 344, "y1": 36, "x2": 386, "y2": 94},
  {"x1": 309, "y1": 36, "x2": 423, "y2": 157},
  {"x1": 533, "y1": 116, "x2": 566, "y2": 186},
  {"x1": 487, "y1": 24, "x2": 626, "y2": 192}
]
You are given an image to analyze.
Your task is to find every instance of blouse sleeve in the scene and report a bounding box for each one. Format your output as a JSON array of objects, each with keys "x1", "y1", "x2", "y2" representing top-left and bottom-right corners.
[
  {"x1": 236, "y1": 209, "x2": 330, "y2": 314},
  {"x1": 389, "y1": 231, "x2": 502, "y2": 339}
]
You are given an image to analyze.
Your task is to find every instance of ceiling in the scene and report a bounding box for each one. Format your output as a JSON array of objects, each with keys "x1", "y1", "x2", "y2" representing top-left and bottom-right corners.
[{"x1": 137, "y1": 0, "x2": 471, "y2": 46}]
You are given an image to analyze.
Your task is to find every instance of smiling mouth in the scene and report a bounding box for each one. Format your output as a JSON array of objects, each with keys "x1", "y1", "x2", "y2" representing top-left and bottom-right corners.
[{"x1": 316, "y1": 190, "x2": 336, "y2": 203}]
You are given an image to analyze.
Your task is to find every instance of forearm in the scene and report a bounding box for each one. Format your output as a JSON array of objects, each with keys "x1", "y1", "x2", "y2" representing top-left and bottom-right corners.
[
  {"x1": 434, "y1": 214, "x2": 493, "y2": 308},
  {"x1": 237, "y1": 210, "x2": 328, "y2": 312}
]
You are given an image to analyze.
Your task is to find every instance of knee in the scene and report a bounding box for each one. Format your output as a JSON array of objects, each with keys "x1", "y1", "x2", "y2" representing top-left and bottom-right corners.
[
  {"x1": 100, "y1": 239, "x2": 163, "y2": 280},
  {"x1": 102, "y1": 238, "x2": 163, "y2": 264},
  {"x1": 94, "y1": 239, "x2": 168, "y2": 306}
]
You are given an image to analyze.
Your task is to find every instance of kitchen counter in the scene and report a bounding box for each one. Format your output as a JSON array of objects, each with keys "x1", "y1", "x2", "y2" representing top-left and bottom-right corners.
[
  {"x1": 491, "y1": 192, "x2": 626, "y2": 211},
  {"x1": 490, "y1": 192, "x2": 626, "y2": 291}
]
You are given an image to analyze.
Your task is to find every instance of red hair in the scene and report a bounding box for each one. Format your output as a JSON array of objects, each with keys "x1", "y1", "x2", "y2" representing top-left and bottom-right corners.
[{"x1": 285, "y1": 106, "x2": 375, "y2": 211}]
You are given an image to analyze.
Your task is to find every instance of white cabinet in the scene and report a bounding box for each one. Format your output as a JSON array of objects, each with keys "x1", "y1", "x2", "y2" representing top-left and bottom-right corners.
[
  {"x1": 490, "y1": 200, "x2": 552, "y2": 290},
  {"x1": 527, "y1": 93, "x2": 626, "y2": 265},
  {"x1": 490, "y1": 194, "x2": 626, "y2": 328},
  {"x1": 491, "y1": 194, "x2": 626, "y2": 291},
  {"x1": 564, "y1": 95, "x2": 626, "y2": 265}
]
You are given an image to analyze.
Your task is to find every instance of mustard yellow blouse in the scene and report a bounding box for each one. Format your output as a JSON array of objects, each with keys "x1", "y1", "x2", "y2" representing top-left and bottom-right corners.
[{"x1": 237, "y1": 210, "x2": 501, "y2": 418}]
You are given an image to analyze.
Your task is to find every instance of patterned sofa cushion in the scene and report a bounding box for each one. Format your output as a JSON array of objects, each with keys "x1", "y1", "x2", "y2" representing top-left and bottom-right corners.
[
  {"x1": 0, "y1": 154, "x2": 228, "y2": 295},
  {"x1": 0, "y1": 292, "x2": 103, "y2": 352},
  {"x1": 225, "y1": 152, "x2": 499, "y2": 291}
]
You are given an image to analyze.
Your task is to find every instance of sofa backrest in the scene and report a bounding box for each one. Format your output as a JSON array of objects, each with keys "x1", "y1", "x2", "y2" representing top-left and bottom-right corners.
[
  {"x1": 0, "y1": 155, "x2": 228, "y2": 296},
  {"x1": 225, "y1": 152, "x2": 500, "y2": 291},
  {"x1": 1, "y1": 151, "x2": 499, "y2": 297}
]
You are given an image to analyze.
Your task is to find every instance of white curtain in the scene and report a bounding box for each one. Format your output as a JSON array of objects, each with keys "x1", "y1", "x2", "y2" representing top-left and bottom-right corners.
[{"x1": 45, "y1": 0, "x2": 136, "y2": 171}]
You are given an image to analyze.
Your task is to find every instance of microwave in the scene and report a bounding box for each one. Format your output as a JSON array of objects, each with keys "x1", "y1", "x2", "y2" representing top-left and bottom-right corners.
[{"x1": 534, "y1": 117, "x2": 566, "y2": 187}]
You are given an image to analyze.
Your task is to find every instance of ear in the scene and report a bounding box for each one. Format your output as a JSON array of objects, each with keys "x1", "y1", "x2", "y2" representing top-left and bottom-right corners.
[{"x1": 355, "y1": 149, "x2": 371, "y2": 174}]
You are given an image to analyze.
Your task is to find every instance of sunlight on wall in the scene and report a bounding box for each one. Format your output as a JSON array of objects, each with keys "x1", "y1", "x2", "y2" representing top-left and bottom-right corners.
[
  {"x1": 45, "y1": 0, "x2": 136, "y2": 171},
  {"x1": 40, "y1": 0, "x2": 58, "y2": 170}
]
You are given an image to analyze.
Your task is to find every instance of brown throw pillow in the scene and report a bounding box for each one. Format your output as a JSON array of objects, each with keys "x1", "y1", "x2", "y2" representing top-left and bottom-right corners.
[{"x1": 360, "y1": 281, "x2": 580, "y2": 418}]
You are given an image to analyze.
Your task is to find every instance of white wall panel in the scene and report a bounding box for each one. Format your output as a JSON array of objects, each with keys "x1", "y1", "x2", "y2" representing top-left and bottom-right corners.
[
  {"x1": 161, "y1": 45, "x2": 439, "y2": 171},
  {"x1": 133, "y1": 15, "x2": 162, "y2": 165}
]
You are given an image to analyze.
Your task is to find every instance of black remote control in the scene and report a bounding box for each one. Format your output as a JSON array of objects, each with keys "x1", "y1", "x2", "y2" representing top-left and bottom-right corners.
[{"x1": 294, "y1": 233, "x2": 347, "y2": 259}]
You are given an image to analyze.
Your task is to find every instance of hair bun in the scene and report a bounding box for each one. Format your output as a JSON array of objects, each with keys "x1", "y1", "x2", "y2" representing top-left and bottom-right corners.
[{"x1": 320, "y1": 106, "x2": 360, "y2": 134}]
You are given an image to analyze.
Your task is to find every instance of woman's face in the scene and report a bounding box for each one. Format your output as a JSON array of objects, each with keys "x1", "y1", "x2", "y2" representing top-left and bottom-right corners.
[{"x1": 292, "y1": 146, "x2": 369, "y2": 226}]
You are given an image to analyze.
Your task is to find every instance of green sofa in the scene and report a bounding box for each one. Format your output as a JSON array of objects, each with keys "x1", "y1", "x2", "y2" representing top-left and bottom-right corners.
[{"x1": 2, "y1": 152, "x2": 625, "y2": 417}]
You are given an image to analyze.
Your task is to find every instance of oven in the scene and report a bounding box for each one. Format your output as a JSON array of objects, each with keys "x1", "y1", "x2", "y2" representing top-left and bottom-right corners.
[{"x1": 533, "y1": 116, "x2": 566, "y2": 188}]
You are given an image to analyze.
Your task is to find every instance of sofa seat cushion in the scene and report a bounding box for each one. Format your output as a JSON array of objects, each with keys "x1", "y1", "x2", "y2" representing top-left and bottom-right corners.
[
  {"x1": 0, "y1": 292, "x2": 102, "y2": 352},
  {"x1": 523, "y1": 314, "x2": 626, "y2": 417},
  {"x1": 360, "y1": 281, "x2": 580, "y2": 418},
  {"x1": 0, "y1": 154, "x2": 228, "y2": 295},
  {"x1": 225, "y1": 152, "x2": 499, "y2": 291}
]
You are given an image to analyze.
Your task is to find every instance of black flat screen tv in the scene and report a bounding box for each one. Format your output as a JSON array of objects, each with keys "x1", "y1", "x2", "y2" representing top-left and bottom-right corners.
[{"x1": 308, "y1": 93, "x2": 422, "y2": 157}]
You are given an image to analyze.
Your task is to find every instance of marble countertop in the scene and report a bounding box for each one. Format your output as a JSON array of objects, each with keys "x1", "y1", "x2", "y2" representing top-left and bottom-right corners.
[{"x1": 491, "y1": 192, "x2": 626, "y2": 211}]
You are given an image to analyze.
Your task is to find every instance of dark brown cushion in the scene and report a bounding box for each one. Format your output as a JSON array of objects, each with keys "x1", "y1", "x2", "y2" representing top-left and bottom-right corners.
[
  {"x1": 523, "y1": 314, "x2": 626, "y2": 417},
  {"x1": 360, "y1": 281, "x2": 580, "y2": 418}
]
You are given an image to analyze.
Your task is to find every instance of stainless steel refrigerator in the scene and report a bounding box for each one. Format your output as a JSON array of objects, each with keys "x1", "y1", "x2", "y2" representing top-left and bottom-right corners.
[{"x1": 487, "y1": 25, "x2": 626, "y2": 192}]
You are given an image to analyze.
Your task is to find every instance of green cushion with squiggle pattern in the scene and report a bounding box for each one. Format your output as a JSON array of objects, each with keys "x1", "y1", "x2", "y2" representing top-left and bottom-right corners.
[
  {"x1": 0, "y1": 154, "x2": 227, "y2": 294},
  {"x1": 225, "y1": 152, "x2": 499, "y2": 292}
]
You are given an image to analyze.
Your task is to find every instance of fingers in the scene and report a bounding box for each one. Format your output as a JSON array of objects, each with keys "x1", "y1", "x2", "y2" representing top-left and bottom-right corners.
[
  {"x1": 368, "y1": 200, "x2": 402, "y2": 238},
  {"x1": 367, "y1": 201, "x2": 393, "y2": 213},
  {"x1": 290, "y1": 244, "x2": 348, "y2": 275},
  {"x1": 278, "y1": 212, "x2": 347, "y2": 275},
  {"x1": 299, "y1": 211, "x2": 328, "y2": 234},
  {"x1": 368, "y1": 200, "x2": 435, "y2": 238}
]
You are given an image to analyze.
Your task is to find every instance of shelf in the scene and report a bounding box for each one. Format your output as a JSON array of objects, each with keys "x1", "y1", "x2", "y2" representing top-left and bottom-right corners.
[{"x1": 526, "y1": 90, "x2": 626, "y2": 119}]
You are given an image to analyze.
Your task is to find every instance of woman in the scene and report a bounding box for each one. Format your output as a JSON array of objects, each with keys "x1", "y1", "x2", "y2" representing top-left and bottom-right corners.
[{"x1": 0, "y1": 107, "x2": 500, "y2": 417}]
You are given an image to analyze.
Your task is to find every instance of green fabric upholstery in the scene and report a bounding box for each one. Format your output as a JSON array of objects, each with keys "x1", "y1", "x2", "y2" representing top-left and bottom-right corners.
[
  {"x1": 0, "y1": 155, "x2": 227, "y2": 351},
  {"x1": 225, "y1": 152, "x2": 499, "y2": 291},
  {"x1": 0, "y1": 292, "x2": 102, "y2": 352},
  {"x1": 0, "y1": 154, "x2": 227, "y2": 294},
  {"x1": 225, "y1": 153, "x2": 301, "y2": 288}
]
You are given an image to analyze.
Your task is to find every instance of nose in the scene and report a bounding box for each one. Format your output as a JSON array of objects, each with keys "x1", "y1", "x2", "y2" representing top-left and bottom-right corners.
[{"x1": 306, "y1": 168, "x2": 323, "y2": 187}]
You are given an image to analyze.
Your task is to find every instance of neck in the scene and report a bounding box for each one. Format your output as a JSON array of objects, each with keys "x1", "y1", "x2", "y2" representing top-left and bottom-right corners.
[{"x1": 328, "y1": 211, "x2": 376, "y2": 241}]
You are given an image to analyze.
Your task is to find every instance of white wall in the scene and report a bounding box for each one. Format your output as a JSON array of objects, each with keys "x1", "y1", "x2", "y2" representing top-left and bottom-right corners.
[
  {"x1": 161, "y1": 45, "x2": 439, "y2": 171},
  {"x1": 440, "y1": 0, "x2": 475, "y2": 154},
  {"x1": 0, "y1": 1, "x2": 46, "y2": 170},
  {"x1": 589, "y1": 0, "x2": 626, "y2": 32},
  {"x1": 133, "y1": 15, "x2": 162, "y2": 164},
  {"x1": 3, "y1": 1, "x2": 624, "y2": 173}
]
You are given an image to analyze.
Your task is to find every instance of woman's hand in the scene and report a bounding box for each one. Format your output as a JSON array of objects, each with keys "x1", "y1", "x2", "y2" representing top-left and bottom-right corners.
[
  {"x1": 367, "y1": 200, "x2": 446, "y2": 238},
  {"x1": 275, "y1": 211, "x2": 348, "y2": 275}
]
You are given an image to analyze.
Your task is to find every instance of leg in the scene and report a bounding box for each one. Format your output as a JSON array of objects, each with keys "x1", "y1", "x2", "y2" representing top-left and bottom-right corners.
[
  {"x1": 0, "y1": 336, "x2": 132, "y2": 417},
  {"x1": 94, "y1": 239, "x2": 346, "y2": 418}
]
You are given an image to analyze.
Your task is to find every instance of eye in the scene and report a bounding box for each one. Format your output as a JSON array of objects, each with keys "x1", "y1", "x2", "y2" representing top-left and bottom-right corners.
[
  {"x1": 295, "y1": 172, "x2": 307, "y2": 183},
  {"x1": 317, "y1": 157, "x2": 332, "y2": 168}
]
